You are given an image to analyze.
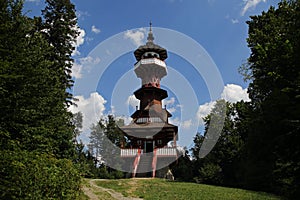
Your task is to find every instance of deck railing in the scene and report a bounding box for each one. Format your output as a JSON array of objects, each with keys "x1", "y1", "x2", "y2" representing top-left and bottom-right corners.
[
  {"x1": 120, "y1": 148, "x2": 139, "y2": 157},
  {"x1": 134, "y1": 58, "x2": 166, "y2": 68},
  {"x1": 156, "y1": 148, "x2": 177, "y2": 157},
  {"x1": 121, "y1": 148, "x2": 177, "y2": 157}
]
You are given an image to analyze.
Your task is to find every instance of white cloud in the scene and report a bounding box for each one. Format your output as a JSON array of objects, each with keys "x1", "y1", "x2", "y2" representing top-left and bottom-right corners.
[
  {"x1": 109, "y1": 105, "x2": 115, "y2": 115},
  {"x1": 80, "y1": 56, "x2": 101, "y2": 65},
  {"x1": 72, "y1": 26, "x2": 86, "y2": 56},
  {"x1": 85, "y1": 37, "x2": 94, "y2": 42},
  {"x1": 163, "y1": 97, "x2": 177, "y2": 113},
  {"x1": 72, "y1": 62, "x2": 83, "y2": 79},
  {"x1": 69, "y1": 92, "x2": 106, "y2": 132},
  {"x1": 91, "y1": 25, "x2": 101, "y2": 34},
  {"x1": 76, "y1": 11, "x2": 89, "y2": 19},
  {"x1": 221, "y1": 84, "x2": 250, "y2": 103},
  {"x1": 163, "y1": 97, "x2": 175, "y2": 106},
  {"x1": 169, "y1": 117, "x2": 180, "y2": 126},
  {"x1": 124, "y1": 28, "x2": 146, "y2": 46},
  {"x1": 197, "y1": 101, "x2": 216, "y2": 124},
  {"x1": 182, "y1": 119, "x2": 193, "y2": 129},
  {"x1": 231, "y1": 19, "x2": 239, "y2": 24},
  {"x1": 197, "y1": 84, "x2": 250, "y2": 123},
  {"x1": 126, "y1": 95, "x2": 140, "y2": 109},
  {"x1": 116, "y1": 116, "x2": 132, "y2": 126},
  {"x1": 168, "y1": 107, "x2": 177, "y2": 114},
  {"x1": 72, "y1": 56, "x2": 101, "y2": 79},
  {"x1": 241, "y1": 0, "x2": 266, "y2": 16}
]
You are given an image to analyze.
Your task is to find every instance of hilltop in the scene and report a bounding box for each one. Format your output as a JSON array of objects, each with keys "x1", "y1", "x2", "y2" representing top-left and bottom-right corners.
[{"x1": 81, "y1": 178, "x2": 281, "y2": 200}]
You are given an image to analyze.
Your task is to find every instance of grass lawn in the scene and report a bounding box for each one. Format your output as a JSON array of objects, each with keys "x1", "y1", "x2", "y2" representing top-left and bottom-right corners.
[{"x1": 94, "y1": 178, "x2": 281, "y2": 200}]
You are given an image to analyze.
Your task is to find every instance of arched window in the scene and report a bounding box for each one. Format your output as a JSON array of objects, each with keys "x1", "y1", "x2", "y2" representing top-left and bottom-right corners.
[{"x1": 142, "y1": 52, "x2": 160, "y2": 59}]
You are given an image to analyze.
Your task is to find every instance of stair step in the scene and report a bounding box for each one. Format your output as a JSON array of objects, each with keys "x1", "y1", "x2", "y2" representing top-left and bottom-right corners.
[{"x1": 136, "y1": 154, "x2": 153, "y2": 177}]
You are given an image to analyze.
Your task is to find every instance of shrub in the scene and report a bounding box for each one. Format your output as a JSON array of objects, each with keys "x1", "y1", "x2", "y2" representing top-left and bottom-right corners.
[
  {"x1": 0, "y1": 150, "x2": 81, "y2": 199},
  {"x1": 195, "y1": 163, "x2": 223, "y2": 185}
]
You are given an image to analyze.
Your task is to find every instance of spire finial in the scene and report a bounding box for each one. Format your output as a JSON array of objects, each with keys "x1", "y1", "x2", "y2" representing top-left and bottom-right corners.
[{"x1": 147, "y1": 21, "x2": 154, "y2": 44}]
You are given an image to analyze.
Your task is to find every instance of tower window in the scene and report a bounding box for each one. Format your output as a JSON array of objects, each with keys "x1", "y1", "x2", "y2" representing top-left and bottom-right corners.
[
  {"x1": 136, "y1": 117, "x2": 149, "y2": 123},
  {"x1": 136, "y1": 117, "x2": 163, "y2": 123},
  {"x1": 142, "y1": 52, "x2": 160, "y2": 59}
]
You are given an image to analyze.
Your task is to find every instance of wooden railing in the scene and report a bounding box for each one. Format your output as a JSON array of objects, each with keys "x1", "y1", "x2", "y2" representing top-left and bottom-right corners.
[
  {"x1": 132, "y1": 149, "x2": 142, "y2": 178},
  {"x1": 121, "y1": 148, "x2": 177, "y2": 157},
  {"x1": 134, "y1": 58, "x2": 167, "y2": 68},
  {"x1": 120, "y1": 148, "x2": 139, "y2": 157},
  {"x1": 156, "y1": 148, "x2": 177, "y2": 157},
  {"x1": 152, "y1": 148, "x2": 158, "y2": 178}
]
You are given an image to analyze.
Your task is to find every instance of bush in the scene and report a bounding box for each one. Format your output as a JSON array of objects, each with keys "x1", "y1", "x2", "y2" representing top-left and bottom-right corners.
[
  {"x1": 0, "y1": 150, "x2": 81, "y2": 199},
  {"x1": 195, "y1": 163, "x2": 223, "y2": 185}
]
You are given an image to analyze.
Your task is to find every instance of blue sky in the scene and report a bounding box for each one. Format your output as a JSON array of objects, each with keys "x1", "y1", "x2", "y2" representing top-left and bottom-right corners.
[{"x1": 24, "y1": 0, "x2": 280, "y2": 148}]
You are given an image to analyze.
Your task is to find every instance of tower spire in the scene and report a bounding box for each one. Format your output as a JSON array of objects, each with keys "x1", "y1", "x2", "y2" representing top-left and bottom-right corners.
[
  {"x1": 147, "y1": 21, "x2": 154, "y2": 44},
  {"x1": 134, "y1": 22, "x2": 168, "y2": 61}
]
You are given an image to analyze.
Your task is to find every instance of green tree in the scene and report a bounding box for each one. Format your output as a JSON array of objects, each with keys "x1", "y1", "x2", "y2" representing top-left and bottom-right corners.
[
  {"x1": 89, "y1": 115, "x2": 126, "y2": 177},
  {"x1": 0, "y1": 0, "x2": 81, "y2": 198},
  {"x1": 0, "y1": 0, "x2": 79, "y2": 158},
  {"x1": 0, "y1": 0, "x2": 58, "y2": 153},
  {"x1": 192, "y1": 100, "x2": 248, "y2": 187},
  {"x1": 42, "y1": 0, "x2": 78, "y2": 104},
  {"x1": 241, "y1": 0, "x2": 300, "y2": 197},
  {"x1": 191, "y1": 133, "x2": 204, "y2": 161},
  {"x1": 37, "y1": 0, "x2": 80, "y2": 158},
  {"x1": 170, "y1": 148, "x2": 194, "y2": 182}
]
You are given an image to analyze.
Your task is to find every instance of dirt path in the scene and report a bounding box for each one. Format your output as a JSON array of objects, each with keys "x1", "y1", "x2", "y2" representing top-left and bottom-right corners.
[
  {"x1": 82, "y1": 179, "x2": 143, "y2": 200},
  {"x1": 81, "y1": 183, "x2": 100, "y2": 200}
]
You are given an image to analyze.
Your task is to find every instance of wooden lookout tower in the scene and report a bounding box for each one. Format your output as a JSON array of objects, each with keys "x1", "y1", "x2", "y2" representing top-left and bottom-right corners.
[{"x1": 120, "y1": 24, "x2": 178, "y2": 178}]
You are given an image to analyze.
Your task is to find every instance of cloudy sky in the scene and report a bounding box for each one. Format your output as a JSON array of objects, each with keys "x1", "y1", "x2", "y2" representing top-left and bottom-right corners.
[{"x1": 24, "y1": 0, "x2": 279, "y2": 148}]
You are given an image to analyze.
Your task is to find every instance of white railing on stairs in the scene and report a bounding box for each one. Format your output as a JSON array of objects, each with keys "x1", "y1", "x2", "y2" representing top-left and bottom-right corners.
[
  {"x1": 156, "y1": 148, "x2": 177, "y2": 157},
  {"x1": 121, "y1": 148, "x2": 139, "y2": 157}
]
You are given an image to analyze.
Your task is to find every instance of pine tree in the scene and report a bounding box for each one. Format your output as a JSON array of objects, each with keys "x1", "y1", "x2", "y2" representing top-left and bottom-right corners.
[
  {"x1": 39, "y1": 0, "x2": 80, "y2": 158},
  {"x1": 0, "y1": 1, "x2": 81, "y2": 198},
  {"x1": 42, "y1": 0, "x2": 78, "y2": 103},
  {"x1": 0, "y1": 0, "x2": 79, "y2": 158},
  {"x1": 0, "y1": 0, "x2": 54, "y2": 152}
]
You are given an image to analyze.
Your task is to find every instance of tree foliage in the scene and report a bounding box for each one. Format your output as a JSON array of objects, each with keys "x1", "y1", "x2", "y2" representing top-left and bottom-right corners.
[
  {"x1": 241, "y1": 0, "x2": 300, "y2": 197},
  {"x1": 170, "y1": 148, "x2": 194, "y2": 182},
  {"x1": 192, "y1": 100, "x2": 249, "y2": 186},
  {"x1": 88, "y1": 115, "x2": 126, "y2": 178},
  {"x1": 0, "y1": 0, "x2": 81, "y2": 198},
  {"x1": 192, "y1": 2, "x2": 300, "y2": 198},
  {"x1": 0, "y1": 150, "x2": 81, "y2": 200},
  {"x1": 0, "y1": 0, "x2": 78, "y2": 157}
]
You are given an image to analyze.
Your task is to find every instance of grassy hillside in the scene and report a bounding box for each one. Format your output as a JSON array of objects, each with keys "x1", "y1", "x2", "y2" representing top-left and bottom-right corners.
[{"x1": 90, "y1": 178, "x2": 281, "y2": 200}]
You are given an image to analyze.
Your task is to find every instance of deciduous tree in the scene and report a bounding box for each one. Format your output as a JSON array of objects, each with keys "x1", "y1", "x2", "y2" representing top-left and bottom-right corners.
[{"x1": 241, "y1": 0, "x2": 300, "y2": 197}]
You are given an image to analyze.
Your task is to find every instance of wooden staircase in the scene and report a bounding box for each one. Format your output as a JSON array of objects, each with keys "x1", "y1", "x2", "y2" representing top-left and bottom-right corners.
[{"x1": 135, "y1": 153, "x2": 153, "y2": 177}]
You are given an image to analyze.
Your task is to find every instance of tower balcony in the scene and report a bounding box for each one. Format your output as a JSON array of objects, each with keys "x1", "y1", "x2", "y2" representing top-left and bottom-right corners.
[
  {"x1": 134, "y1": 58, "x2": 167, "y2": 68},
  {"x1": 134, "y1": 58, "x2": 167, "y2": 80}
]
